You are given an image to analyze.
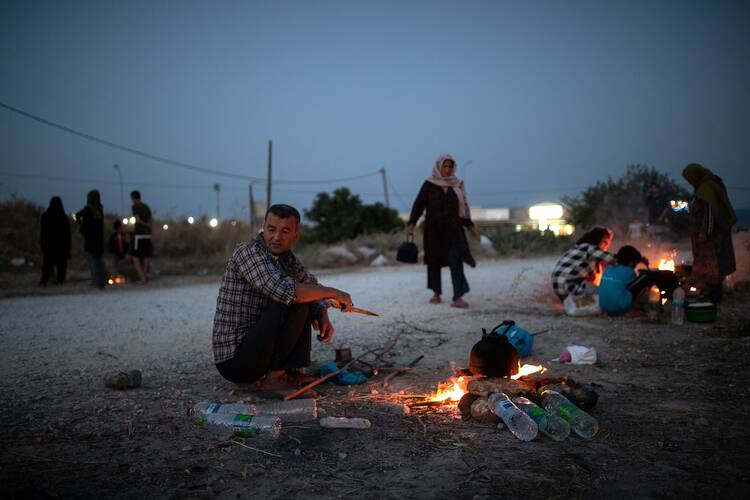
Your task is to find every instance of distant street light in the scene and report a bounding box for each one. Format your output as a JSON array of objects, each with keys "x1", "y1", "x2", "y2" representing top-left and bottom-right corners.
[
  {"x1": 209, "y1": 218, "x2": 218, "y2": 228},
  {"x1": 187, "y1": 216, "x2": 195, "y2": 224}
]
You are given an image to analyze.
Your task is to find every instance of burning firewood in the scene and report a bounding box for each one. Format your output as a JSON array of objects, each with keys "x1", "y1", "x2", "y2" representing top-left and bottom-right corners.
[{"x1": 466, "y1": 377, "x2": 530, "y2": 398}]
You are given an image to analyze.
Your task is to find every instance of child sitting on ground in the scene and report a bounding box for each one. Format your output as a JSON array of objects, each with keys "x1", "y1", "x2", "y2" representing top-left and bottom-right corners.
[
  {"x1": 599, "y1": 245, "x2": 652, "y2": 316},
  {"x1": 552, "y1": 227, "x2": 617, "y2": 316}
]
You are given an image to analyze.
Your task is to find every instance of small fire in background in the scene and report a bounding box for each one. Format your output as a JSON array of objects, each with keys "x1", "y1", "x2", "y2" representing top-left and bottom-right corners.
[
  {"x1": 107, "y1": 275, "x2": 126, "y2": 285},
  {"x1": 428, "y1": 364, "x2": 546, "y2": 403},
  {"x1": 658, "y1": 250, "x2": 676, "y2": 271}
]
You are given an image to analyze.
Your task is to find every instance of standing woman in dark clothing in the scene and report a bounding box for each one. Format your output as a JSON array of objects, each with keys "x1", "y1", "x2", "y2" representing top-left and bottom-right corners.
[
  {"x1": 682, "y1": 163, "x2": 737, "y2": 303},
  {"x1": 39, "y1": 196, "x2": 71, "y2": 285},
  {"x1": 406, "y1": 154, "x2": 479, "y2": 308},
  {"x1": 76, "y1": 190, "x2": 107, "y2": 289}
]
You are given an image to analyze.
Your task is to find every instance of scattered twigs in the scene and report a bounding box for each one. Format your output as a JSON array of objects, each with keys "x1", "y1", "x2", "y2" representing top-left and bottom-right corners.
[
  {"x1": 531, "y1": 329, "x2": 550, "y2": 336},
  {"x1": 407, "y1": 400, "x2": 445, "y2": 408},
  {"x1": 285, "y1": 331, "x2": 404, "y2": 400},
  {"x1": 383, "y1": 355, "x2": 424, "y2": 387},
  {"x1": 230, "y1": 439, "x2": 282, "y2": 458},
  {"x1": 96, "y1": 351, "x2": 119, "y2": 360}
]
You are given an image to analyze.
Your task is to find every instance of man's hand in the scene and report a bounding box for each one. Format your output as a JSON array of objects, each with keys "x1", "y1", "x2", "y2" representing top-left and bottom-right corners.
[
  {"x1": 313, "y1": 309, "x2": 334, "y2": 343},
  {"x1": 335, "y1": 290, "x2": 353, "y2": 311},
  {"x1": 470, "y1": 225, "x2": 480, "y2": 240}
]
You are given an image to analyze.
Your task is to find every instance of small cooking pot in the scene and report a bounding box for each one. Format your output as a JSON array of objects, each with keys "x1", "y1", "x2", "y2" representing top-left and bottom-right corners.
[
  {"x1": 469, "y1": 320, "x2": 520, "y2": 378},
  {"x1": 686, "y1": 302, "x2": 717, "y2": 323},
  {"x1": 638, "y1": 269, "x2": 680, "y2": 296}
]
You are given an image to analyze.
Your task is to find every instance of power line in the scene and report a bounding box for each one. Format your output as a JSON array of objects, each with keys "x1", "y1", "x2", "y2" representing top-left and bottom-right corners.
[
  {"x1": 0, "y1": 101, "x2": 257, "y2": 181},
  {"x1": 0, "y1": 100, "x2": 382, "y2": 185}
]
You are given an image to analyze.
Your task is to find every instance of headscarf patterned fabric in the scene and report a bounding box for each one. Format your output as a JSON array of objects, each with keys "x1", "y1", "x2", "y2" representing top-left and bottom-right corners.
[{"x1": 425, "y1": 154, "x2": 470, "y2": 218}]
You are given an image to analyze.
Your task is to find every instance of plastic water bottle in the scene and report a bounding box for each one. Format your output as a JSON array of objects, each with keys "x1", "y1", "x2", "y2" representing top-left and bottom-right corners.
[
  {"x1": 671, "y1": 286, "x2": 685, "y2": 325},
  {"x1": 488, "y1": 392, "x2": 538, "y2": 441},
  {"x1": 191, "y1": 399, "x2": 316, "y2": 423},
  {"x1": 192, "y1": 412, "x2": 281, "y2": 439},
  {"x1": 648, "y1": 285, "x2": 661, "y2": 321},
  {"x1": 512, "y1": 397, "x2": 570, "y2": 442},
  {"x1": 540, "y1": 389, "x2": 598, "y2": 439}
]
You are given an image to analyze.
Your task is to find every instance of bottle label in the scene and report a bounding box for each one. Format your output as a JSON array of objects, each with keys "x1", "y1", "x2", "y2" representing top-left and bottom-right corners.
[
  {"x1": 233, "y1": 414, "x2": 254, "y2": 423},
  {"x1": 206, "y1": 403, "x2": 222, "y2": 414},
  {"x1": 528, "y1": 406, "x2": 546, "y2": 419},
  {"x1": 556, "y1": 403, "x2": 575, "y2": 420},
  {"x1": 500, "y1": 401, "x2": 513, "y2": 410}
]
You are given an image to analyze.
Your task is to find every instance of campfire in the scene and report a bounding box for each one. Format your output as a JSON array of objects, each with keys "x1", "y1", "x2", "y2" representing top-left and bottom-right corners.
[{"x1": 428, "y1": 364, "x2": 546, "y2": 403}]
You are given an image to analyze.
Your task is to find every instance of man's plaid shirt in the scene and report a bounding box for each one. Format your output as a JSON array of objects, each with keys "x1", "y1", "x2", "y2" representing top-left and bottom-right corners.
[
  {"x1": 551, "y1": 243, "x2": 617, "y2": 299},
  {"x1": 212, "y1": 234, "x2": 322, "y2": 364}
]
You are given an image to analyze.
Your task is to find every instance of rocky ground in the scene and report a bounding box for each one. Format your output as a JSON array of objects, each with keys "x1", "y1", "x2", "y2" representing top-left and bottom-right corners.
[{"x1": 1, "y1": 258, "x2": 750, "y2": 499}]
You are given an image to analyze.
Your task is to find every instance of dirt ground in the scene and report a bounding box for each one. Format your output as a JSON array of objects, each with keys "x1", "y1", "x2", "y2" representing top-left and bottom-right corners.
[{"x1": 1, "y1": 259, "x2": 750, "y2": 499}]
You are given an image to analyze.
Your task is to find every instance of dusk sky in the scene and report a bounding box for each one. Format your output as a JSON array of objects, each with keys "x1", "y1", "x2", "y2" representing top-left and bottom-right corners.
[{"x1": 2, "y1": 0, "x2": 748, "y2": 221}]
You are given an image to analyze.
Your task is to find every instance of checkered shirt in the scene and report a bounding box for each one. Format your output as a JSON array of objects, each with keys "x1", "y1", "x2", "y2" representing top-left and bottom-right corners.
[
  {"x1": 212, "y1": 234, "x2": 322, "y2": 364},
  {"x1": 551, "y1": 243, "x2": 617, "y2": 299}
]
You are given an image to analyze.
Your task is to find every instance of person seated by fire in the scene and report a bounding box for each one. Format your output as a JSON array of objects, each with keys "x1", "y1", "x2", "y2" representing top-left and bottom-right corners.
[
  {"x1": 108, "y1": 219, "x2": 133, "y2": 276},
  {"x1": 551, "y1": 227, "x2": 617, "y2": 316},
  {"x1": 212, "y1": 204, "x2": 354, "y2": 395},
  {"x1": 682, "y1": 163, "x2": 737, "y2": 304},
  {"x1": 598, "y1": 245, "x2": 652, "y2": 316}
]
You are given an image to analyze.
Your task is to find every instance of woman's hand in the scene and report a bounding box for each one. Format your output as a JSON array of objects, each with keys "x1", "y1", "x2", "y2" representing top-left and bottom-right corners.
[
  {"x1": 406, "y1": 224, "x2": 415, "y2": 237},
  {"x1": 470, "y1": 226, "x2": 480, "y2": 240}
]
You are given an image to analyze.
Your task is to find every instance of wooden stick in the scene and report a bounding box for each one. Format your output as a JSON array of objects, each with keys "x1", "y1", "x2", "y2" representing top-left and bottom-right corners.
[
  {"x1": 383, "y1": 355, "x2": 424, "y2": 387},
  {"x1": 408, "y1": 400, "x2": 447, "y2": 408},
  {"x1": 230, "y1": 439, "x2": 282, "y2": 458},
  {"x1": 531, "y1": 329, "x2": 550, "y2": 336}
]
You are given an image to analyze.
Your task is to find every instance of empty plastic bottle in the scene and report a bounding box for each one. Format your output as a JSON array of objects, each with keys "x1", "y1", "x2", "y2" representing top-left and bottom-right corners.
[
  {"x1": 512, "y1": 396, "x2": 570, "y2": 442},
  {"x1": 190, "y1": 399, "x2": 316, "y2": 423},
  {"x1": 539, "y1": 389, "x2": 598, "y2": 439},
  {"x1": 488, "y1": 392, "x2": 538, "y2": 441},
  {"x1": 193, "y1": 412, "x2": 281, "y2": 439},
  {"x1": 671, "y1": 286, "x2": 685, "y2": 325}
]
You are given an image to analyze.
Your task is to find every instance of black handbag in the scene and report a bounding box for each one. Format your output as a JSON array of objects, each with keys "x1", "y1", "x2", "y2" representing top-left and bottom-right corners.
[{"x1": 396, "y1": 235, "x2": 419, "y2": 263}]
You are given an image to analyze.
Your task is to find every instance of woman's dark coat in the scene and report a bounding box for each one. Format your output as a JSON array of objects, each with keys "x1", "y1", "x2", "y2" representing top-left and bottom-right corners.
[
  {"x1": 76, "y1": 206, "x2": 104, "y2": 256},
  {"x1": 40, "y1": 206, "x2": 71, "y2": 259},
  {"x1": 408, "y1": 181, "x2": 476, "y2": 268}
]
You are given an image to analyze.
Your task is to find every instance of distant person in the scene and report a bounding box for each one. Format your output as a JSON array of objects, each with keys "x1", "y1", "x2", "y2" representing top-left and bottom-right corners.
[
  {"x1": 39, "y1": 196, "x2": 71, "y2": 285},
  {"x1": 212, "y1": 204, "x2": 354, "y2": 394},
  {"x1": 76, "y1": 190, "x2": 107, "y2": 289},
  {"x1": 130, "y1": 190, "x2": 153, "y2": 284},
  {"x1": 108, "y1": 219, "x2": 133, "y2": 274},
  {"x1": 682, "y1": 163, "x2": 737, "y2": 303},
  {"x1": 551, "y1": 227, "x2": 617, "y2": 316},
  {"x1": 645, "y1": 182, "x2": 669, "y2": 226},
  {"x1": 599, "y1": 245, "x2": 651, "y2": 316},
  {"x1": 406, "y1": 154, "x2": 479, "y2": 308}
]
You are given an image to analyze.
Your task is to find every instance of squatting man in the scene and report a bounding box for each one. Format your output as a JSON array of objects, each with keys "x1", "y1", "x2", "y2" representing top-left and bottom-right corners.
[{"x1": 212, "y1": 204, "x2": 353, "y2": 393}]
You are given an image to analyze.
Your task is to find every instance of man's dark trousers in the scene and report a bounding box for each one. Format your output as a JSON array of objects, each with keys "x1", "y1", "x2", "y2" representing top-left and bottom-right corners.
[{"x1": 217, "y1": 302, "x2": 311, "y2": 383}]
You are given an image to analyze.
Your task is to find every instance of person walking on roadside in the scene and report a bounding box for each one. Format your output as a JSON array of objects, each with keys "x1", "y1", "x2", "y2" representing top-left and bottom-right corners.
[
  {"x1": 39, "y1": 196, "x2": 71, "y2": 285},
  {"x1": 406, "y1": 154, "x2": 479, "y2": 308},
  {"x1": 129, "y1": 190, "x2": 153, "y2": 284},
  {"x1": 76, "y1": 190, "x2": 107, "y2": 289},
  {"x1": 682, "y1": 163, "x2": 737, "y2": 304}
]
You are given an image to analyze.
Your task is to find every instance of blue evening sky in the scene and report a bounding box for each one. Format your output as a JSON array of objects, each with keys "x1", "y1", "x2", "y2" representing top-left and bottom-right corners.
[{"x1": 1, "y1": 0, "x2": 748, "y2": 220}]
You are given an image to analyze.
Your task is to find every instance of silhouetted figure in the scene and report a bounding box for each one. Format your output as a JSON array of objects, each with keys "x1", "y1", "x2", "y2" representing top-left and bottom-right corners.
[
  {"x1": 682, "y1": 163, "x2": 737, "y2": 303},
  {"x1": 644, "y1": 182, "x2": 669, "y2": 225},
  {"x1": 39, "y1": 196, "x2": 71, "y2": 285},
  {"x1": 108, "y1": 219, "x2": 133, "y2": 275},
  {"x1": 76, "y1": 190, "x2": 107, "y2": 289},
  {"x1": 130, "y1": 190, "x2": 153, "y2": 284},
  {"x1": 406, "y1": 154, "x2": 479, "y2": 308}
]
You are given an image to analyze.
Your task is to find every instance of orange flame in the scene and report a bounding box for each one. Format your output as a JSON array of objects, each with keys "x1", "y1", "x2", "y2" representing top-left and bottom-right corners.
[
  {"x1": 429, "y1": 365, "x2": 546, "y2": 402},
  {"x1": 658, "y1": 259, "x2": 675, "y2": 271}
]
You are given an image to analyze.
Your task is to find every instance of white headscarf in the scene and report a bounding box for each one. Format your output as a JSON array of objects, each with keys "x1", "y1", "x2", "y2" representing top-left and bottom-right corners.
[{"x1": 425, "y1": 154, "x2": 470, "y2": 218}]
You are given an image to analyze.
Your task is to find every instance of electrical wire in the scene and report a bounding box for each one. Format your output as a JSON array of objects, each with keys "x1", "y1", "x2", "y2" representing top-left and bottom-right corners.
[{"x1": 0, "y1": 100, "x2": 382, "y2": 185}]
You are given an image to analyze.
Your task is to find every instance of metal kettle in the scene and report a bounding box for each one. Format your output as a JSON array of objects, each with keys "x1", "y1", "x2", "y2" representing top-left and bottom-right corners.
[{"x1": 469, "y1": 320, "x2": 520, "y2": 377}]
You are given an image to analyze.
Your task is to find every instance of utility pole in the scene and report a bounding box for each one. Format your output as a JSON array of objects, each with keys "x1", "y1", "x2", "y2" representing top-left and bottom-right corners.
[
  {"x1": 248, "y1": 181, "x2": 256, "y2": 231},
  {"x1": 379, "y1": 167, "x2": 390, "y2": 207},
  {"x1": 213, "y1": 183, "x2": 221, "y2": 220},
  {"x1": 266, "y1": 140, "x2": 273, "y2": 207},
  {"x1": 113, "y1": 164, "x2": 124, "y2": 216}
]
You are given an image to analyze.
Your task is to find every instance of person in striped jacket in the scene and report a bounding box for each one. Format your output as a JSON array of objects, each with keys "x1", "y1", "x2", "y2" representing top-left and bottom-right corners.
[{"x1": 551, "y1": 227, "x2": 617, "y2": 315}]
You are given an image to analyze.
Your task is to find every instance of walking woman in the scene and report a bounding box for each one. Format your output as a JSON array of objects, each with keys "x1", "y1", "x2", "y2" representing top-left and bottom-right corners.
[
  {"x1": 682, "y1": 163, "x2": 737, "y2": 303},
  {"x1": 406, "y1": 154, "x2": 478, "y2": 308},
  {"x1": 39, "y1": 196, "x2": 71, "y2": 285},
  {"x1": 76, "y1": 190, "x2": 107, "y2": 289}
]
